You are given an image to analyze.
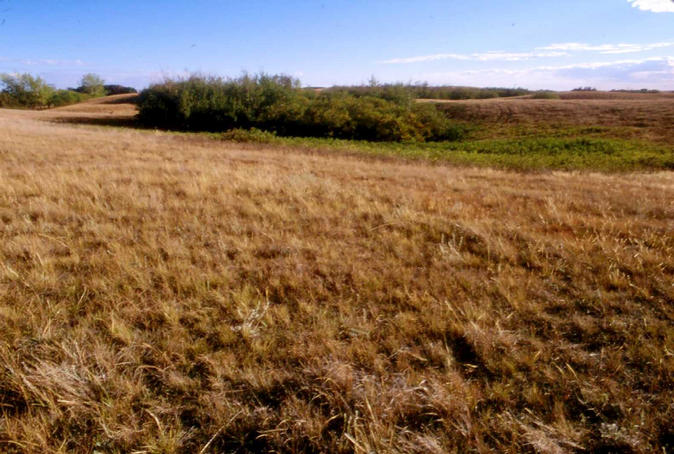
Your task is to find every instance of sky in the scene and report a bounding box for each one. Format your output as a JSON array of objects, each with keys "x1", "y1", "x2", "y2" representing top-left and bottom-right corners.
[{"x1": 1, "y1": 0, "x2": 673, "y2": 90}]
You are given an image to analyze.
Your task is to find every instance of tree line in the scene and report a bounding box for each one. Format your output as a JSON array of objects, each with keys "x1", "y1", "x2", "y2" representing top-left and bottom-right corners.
[
  {"x1": 137, "y1": 74, "x2": 466, "y2": 142},
  {"x1": 0, "y1": 73, "x2": 136, "y2": 108}
]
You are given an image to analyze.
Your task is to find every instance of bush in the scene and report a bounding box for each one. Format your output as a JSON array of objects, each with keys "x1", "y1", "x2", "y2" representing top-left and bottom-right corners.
[
  {"x1": 572, "y1": 87, "x2": 597, "y2": 92},
  {"x1": 531, "y1": 91, "x2": 560, "y2": 99},
  {"x1": 49, "y1": 89, "x2": 90, "y2": 107},
  {"x1": 137, "y1": 74, "x2": 464, "y2": 142},
  {"x1": 104, "y1": 85, "x2": 137, "y2": 95},
  {"x1": 0, "y1": 73, "x2": 54, "y2": 108},
  {"x1": 0, "y1": 73, "x2": 105, "y2": 109},
  {"x1": 79, "y1": 73, "x2": 105, "y2": 97},
  {"x1": 325, "y1": 83, "x2": 530, "y2": 101},
  {"x1": 222, "y1": 128, "x2": 279, "y2": 143}
]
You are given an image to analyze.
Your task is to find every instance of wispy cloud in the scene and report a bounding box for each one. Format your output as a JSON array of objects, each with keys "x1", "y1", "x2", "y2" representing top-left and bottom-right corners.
[
  {"x1": 381, "y1": 40, "x2": 674, "y2": 65},
  {"x1": 627, "y1": 0, "x2": 674, "y2": 13},
  {"x1": 474, "y1": 51, "x2": 568, "y2": 61},
  {"x1": 380, "y1": 51, "x2": 567, "y2": 64},
  {"x1": 414, "y1": 57, "x2": 674, "y2": 90},
  {"x1": 539, "y1": 41, "x2": 674, "y2": 54},
  {"x1": 19, "y1": 58, "x2": 86, "y2": 66},
  {"x1": 532, "y1": 57, "x2": 673, "y2": 71},
  {"x1": 0, "y1": 57, "x2": 86, "y2": 67}
]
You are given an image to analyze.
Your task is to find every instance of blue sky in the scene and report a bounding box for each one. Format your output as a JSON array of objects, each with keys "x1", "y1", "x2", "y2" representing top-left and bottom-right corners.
[{"x1": 1, "y1": 0, "x2": 673, "y2": 90}]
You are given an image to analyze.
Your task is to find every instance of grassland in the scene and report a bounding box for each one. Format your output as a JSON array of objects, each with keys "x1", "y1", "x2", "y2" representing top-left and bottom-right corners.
[
  {"x1": 44, "y1": 93, "x2": 674, "y2": 172},
  {"x1": 0, "y1": 95, "x2": 672, "y2": 453},
  {"x1": 213, "y1": 90, "x2": 674, "y2": 171}
]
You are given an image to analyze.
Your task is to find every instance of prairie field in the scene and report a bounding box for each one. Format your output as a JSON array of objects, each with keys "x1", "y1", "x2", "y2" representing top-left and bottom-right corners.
[
  {"x1": 435, "y1": 91, "x2": 674, "y2": 145},
  {"x1": 0, "y1": 96, "x2": 673, "y2": 453}
]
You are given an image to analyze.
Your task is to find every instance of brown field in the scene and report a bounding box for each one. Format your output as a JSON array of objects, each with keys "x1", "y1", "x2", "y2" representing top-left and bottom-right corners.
[
  {"x1": 0, "y1": 98, "x2": 673, "y2": 453},
  {"x1": 434, "y1": 91, "x2": 674, "y2": 144}
]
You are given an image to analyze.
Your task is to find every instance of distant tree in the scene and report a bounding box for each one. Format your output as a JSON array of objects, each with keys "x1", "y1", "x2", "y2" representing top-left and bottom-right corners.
[
  {"x1": 0, "y1": 73, "x2": 54, "y2": 107},
  {"x1": 103, "y1": 84, "x2": 137, "y2": 95},
  {"x1": 79, "y1": 73, "x2": 105, "y2": 96}
]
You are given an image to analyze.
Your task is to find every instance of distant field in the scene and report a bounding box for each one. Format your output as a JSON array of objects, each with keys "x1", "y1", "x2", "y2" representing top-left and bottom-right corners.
[
  {"x1": 0, "y1": 97, "x2": 672, "y2": 453},
  {"x1": 434, "y1": 91, "x2": 674, "y2": 145}
]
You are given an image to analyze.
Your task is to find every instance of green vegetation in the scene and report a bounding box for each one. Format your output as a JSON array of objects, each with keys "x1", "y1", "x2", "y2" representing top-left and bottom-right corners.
[
  {"x1": 0, "y1": 73, "x2": 93, "y2": 108},
  {"x1": 102, "y1": 84, "x2": 137, "y2": 95},
  {"x1": 328, "y1": 82, "x2": 530, "y2": 100},
  {"x1": 79, "y1": 73, "x2": 106, "y2": 97},
  {"x1": 218, "y1": 128, "x2": 674, "y2": 171},
  {"x1": 137, "y1": 74, "x2": 465, "y2": 142},
  {"x1": 0, "y1": 73, "x2": 56, "y2": 108},
  {"x1": 47, "y1": 89, "x2": 91, "y2": 107},
  {"x1": 0, "y1": 72, "x2": 132, "y2": 109}
]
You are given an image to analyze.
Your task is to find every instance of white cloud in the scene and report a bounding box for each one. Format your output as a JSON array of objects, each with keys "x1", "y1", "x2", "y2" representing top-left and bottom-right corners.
[
  {"x1": 20, "y1": 58, "x2": 86, "y2": 66},
  {"x1": 628, "y1": 0, "x2": 674, "y2": 12},
  {"x1": 0, "y1": 57, "x2": 86, "y2": 67},
  {"x1": 413, "y1": 58, "x2": 674, "y2": 90},
  {"x1": 540, "y1": 41, "x2": 674, "y2": 54},
  {"x1": 532, "y1": 57, "x2": 669, "y2": 71},
  {"x1": 381, "y1": 39, "x2": 674, "y2": 65},
  {"x1": 474, "y1": 51, "x2": 568, "y2": 61},
  {"x1": 380, "y1": 53, "x2": 471, "y2": 64},
  {"x1": 380, "y1": 50, "x2": 567, "y2": 64}
]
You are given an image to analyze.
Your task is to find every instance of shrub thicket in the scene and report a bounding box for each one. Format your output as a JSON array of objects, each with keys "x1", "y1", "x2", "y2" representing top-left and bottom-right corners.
[
  {"x1": 103, "y1": 84, "x2": 138, "y2": 95},
  {"x1": 573, "y1": 87, "x2": 598, "y2": 92},
  {"x1": 326, "y1": 83, "x2": 530, "y2": 101},
  {"x1": 49, "y1": 89, "x2": 90, "y2": 107},
  {"x1": 0, "y1": 72, "x2": 112, "y2": 108},
  {"x1": 0, "y1": 73, "x2": 54, "y2": 108},
  {"x1": 137, "y1": 74, "x2": 464, "y2": 142}
]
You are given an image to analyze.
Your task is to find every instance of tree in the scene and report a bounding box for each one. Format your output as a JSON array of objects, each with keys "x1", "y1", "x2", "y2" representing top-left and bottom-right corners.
[
  {"x1": 0, "y1": 73, "x2": 54, "y2": 107},
  {"x1": 79, "y1": 73, "x2": 105, "y2": 96}
]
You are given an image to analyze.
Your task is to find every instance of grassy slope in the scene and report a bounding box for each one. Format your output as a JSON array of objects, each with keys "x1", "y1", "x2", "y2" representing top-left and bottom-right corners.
[{"x1": 0, "y1": 104, "x2": 672, "y2": 453}]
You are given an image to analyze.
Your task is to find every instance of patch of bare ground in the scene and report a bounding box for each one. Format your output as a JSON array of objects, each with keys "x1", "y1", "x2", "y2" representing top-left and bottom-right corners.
[{"x1": 0, "y1": 103, "x2": 672, "y2": 453}]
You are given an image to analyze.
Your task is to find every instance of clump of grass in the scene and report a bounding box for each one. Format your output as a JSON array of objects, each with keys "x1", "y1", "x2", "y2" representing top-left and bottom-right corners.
[{"x1": 221, "y1": 127, "x2": 280, "y2": 143}]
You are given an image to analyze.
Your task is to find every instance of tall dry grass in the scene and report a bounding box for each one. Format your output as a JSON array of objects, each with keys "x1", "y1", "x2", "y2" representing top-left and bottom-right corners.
[{"x1": 0, "y1": 106, "x2": 672, "y2": 453}]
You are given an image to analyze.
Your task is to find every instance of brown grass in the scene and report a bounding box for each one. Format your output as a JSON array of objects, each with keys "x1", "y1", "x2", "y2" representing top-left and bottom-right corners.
[
  {"x1": 0, "y1": 101, "x2": 673, "y2": 453},
  {"x1": 435, "y1": 91, "x2": 674, "y2": 144}
]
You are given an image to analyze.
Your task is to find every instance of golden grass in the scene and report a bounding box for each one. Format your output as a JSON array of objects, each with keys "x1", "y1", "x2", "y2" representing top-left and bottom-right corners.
[{"x1": 0, "y1": 104, "x2": 673, "y2": 453}]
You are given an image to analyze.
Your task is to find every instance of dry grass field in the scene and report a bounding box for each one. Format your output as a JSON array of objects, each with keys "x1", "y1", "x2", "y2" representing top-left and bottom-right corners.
[
  {"x1": 435, "y1": 91, "x2": 674, "y2": 145},
  {"x1": 0, "y1": 97, "x2": 673, "y2": 453}
]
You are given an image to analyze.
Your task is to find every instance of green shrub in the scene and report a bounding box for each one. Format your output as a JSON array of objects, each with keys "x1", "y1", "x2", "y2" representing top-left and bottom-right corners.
[
  {"x1": 0, "y1": 73, "x2": 54, "y2": 108},
  {"x1": 221, "y1": 128, "x2": 279, "y2": 143},
  {"x1": 326, "y1": 84, "x2": 530, "y2": 101},
  {"x1": 137, "y1": 74, "x2": 465, "y2": 142},
  {"x1": 49, "y1": 90, "x2": 90, "y2": 107},
  {"x1": 0, "y1": 73, "x2": 104, "y2": 109},
  {"x1": 79, "y1": 73, "x2": 105, "y2": 97},
  {"x1": 104, "y1": 84, "x2": 137, "y2": 95}
]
